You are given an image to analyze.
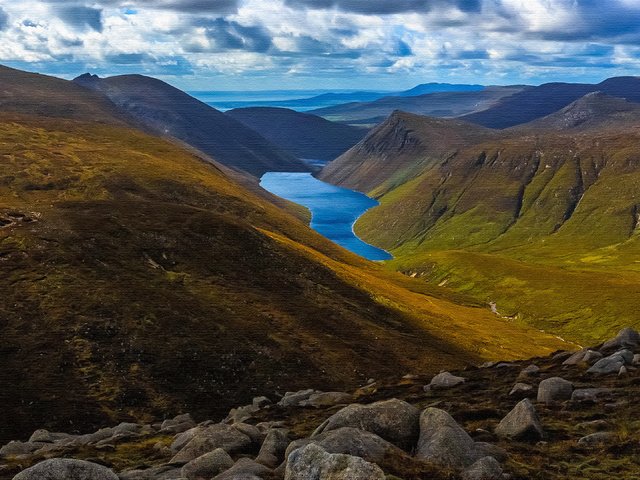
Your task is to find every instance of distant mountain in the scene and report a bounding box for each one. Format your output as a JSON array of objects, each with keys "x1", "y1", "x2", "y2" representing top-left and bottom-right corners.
[
  {"x1": 310, "y1": 86, "x2": 526, "y2": 125},
  {"x1": 517, "y1": 92, "x2": 640, "y2": 132},
  {"x1": 226, "y1": 107, "x2": 368, "y2": 162},
  {"x1": 73, "y1": 73, "x2": 307, "y2": 176},
  {"x1": 397, "y1": 82, "x2": 484, "y2": 97},
  {"x1": 462, "y1": 76, "x2": 640, "y2": 129}
]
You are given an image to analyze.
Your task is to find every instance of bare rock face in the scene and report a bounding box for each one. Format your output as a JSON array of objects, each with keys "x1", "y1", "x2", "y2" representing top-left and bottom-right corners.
[
  {"x1": 12, "y1": 458, "x2": 118, "y2": 480},
  {"x1": 537, "y1": 377, "x2": 573, "y2": 404},
  {"x1": 495, "y1": 399, "x2": 544, "y2": 441},
  {"x1": 312, "y1": 399, "x2": 420, "y2": 451},
  {"x1": 284, "y1": 443, "x2": 385, "y2": 480},
  {"x1": 415, "y1": 407, "x2": 484, "y2": 468}
]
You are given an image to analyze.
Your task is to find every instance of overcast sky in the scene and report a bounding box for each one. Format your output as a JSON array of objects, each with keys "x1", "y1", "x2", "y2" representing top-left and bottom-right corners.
[{"x1": 0, "y1": 0, "x2": 639, "y2": 90}]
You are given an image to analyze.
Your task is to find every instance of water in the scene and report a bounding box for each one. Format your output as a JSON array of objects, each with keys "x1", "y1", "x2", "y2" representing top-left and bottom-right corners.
[
  {"x1": 189, "y1": 89, "x2": 357, "y2": 111},
  {"x1": 260, "y1": 172, "x2": 392, "y2": 261}
]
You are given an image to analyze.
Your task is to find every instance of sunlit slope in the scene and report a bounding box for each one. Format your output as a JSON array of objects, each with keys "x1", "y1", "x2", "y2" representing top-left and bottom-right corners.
[
  {"x1": 324, "y1": 107, "x2": 640, "y2": 345},
  {"x1": 0, "y1": 109, "x2": 568, "y2": 444}
]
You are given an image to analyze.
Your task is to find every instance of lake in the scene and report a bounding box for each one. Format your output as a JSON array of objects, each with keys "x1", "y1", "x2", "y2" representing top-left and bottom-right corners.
[{"x1": 260, "y1": 172, "x2": 392, "y2": 261}]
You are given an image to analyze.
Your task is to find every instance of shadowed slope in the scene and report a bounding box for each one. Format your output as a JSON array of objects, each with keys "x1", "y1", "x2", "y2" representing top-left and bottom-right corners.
[
  {"x1": 226, "y1": 107, "x2": 367, "y2": 161},
  {"x1": 73, "y1": 73, "x2": 308, "y2": 176}
]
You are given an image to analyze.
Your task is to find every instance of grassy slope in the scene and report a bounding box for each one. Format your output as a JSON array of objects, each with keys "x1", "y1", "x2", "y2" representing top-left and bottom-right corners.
[
  {"x1": 331, "y1": 111, "x2": 640, "y2": 346},
  {"x1": 0, "y1": 105, "x2": 568, "y2": 443}
]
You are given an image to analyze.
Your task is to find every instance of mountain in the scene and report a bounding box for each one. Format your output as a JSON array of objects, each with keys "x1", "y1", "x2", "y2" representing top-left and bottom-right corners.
[
  {"x1": 73, "y1": 73, "x2": 307, "y2": 176},
  {"x1": 462, "y1": 76, "x2": 640, "y2": 129},
  {"x1": 318, "y1": 110, "x2": 496, "y2": 195},
  {"x1": 516, "y1": 92, "x2": 640, "y2": 132},
  {"x1": 226, "y1": 107, "x2": 367, "y2": 162},
  {"x1": 310, "y1": 86, "x2": 526, "y2": 126},
  {"x1": 0, "y1": 66, "x2": 568, "y2": 444},
  {"x1": 397, "y1": 82, "x2": 485, "y2": 96},
  {"x1": 319, "y1": 108, "x2": 640, "y2": 344}
]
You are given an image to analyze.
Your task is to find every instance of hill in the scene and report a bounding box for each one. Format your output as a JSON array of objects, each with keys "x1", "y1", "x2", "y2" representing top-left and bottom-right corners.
[
  {"x1": 462, "y1": 76, "x2": 640, "y2": 129},
  {"x1": 73, "y1": 73, "x2": 307, "y2": 176},
  {"x1": 516, "y1": 92, "x2": 640, "y2": 132},
  {"x1": 0, "y1": 66, "x2": 568, "y2": 445},
  {"x1": 311, "y1": 86, "x2": 526, "y2": 126},
  {"x1": 225, "y1": 107, "x2": 367, "y2": 162},
  {"x1": 319, "y1": 108, "x2": 640, "y2": 344},
  {"x1": 397, "y1": 82, "x2": 485, "y2": 96},
  {"x1": 318, "y1": 110, "x2": 496, "y2": 194}
]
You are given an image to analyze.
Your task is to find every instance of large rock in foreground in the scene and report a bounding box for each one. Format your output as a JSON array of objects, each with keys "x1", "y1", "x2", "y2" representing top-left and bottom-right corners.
[
  {"x1": 312, "y1": 399, "x2": 420, "y2": 450},
  {"x1": 13, "y1": 458, "x2": 118, "y2": 480},
  {"x1": 285, "y1": 443, "x2": 385, "y2": 480},
  {"x1": 495, "y1": 399, "x2": 544, "y2": 441},
  {"x1": 537, "y1": 377, "x2": 573, "y2": 404},
  {"x1": 416, "y1": 407, "x2": 484, "y2": 468}
]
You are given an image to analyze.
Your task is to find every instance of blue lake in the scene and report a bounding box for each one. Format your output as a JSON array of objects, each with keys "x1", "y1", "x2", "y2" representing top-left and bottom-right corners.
[{"x1": 260, "y1": 172, "x2": 392, "y2": 261}]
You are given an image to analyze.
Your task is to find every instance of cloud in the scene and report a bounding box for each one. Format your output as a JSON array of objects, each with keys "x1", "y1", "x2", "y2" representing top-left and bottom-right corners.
[
  {"x1": 191, "y1": 17, "x2": 272, "y2": 52},
  {"x1": 284, "y1": 0, "x2": 481, "y2": 14},
  {"x1": 0, "y1": 7, "x2": 8, "y2": 31},
  {"x1": 56, "y1": 6, "x2": 103, "y2": 31}
]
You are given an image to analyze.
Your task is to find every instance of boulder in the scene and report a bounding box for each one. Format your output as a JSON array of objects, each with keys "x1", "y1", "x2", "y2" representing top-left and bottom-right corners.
[
  {"x1": 415, "y1": 407, "x2": 483, "y2": 468},
  {"x1": 311, "y1": 399, "x2": 420, "y2": 451},
  {"x1": 278, "y1": 389, "x2": 321, "y2": 408},
  {"x1": 298, "y1": 392, "x2": 354, "y2": 408},
  {"x1": 633, "y1": 354, "x2": 640, "y2": 366},
  {"x1": 427, "y1": 371, "x2": 466, "y2": 389},
  {"x1": 74, "y1": 428, "x2": 114, "y2": 446},
  {"x1": 119, "y1": 465, "x2": 182, "y2": 480},
  {"x1": 509, "y1": 383, "x2": 534, "y2": 398},
  {"x1": 600, "y1": 327, "x2": 640, "y2": 354},
  {"x1": 255, "y1": 429, "x2": 290, "y2": 468},
  {"x1": 285, "y1": 427, "x2": 408, "y2": 467},
  {"x1": 577, "y1": 431, "x2": 617, "y2": 446},
  {"x1": 171, "y1": 426, "x2": 205, "y2": 453},
  {"x1": 284, "y1": 443, "x2": 385, "y2": 480},
  {"x1": 587, "y1": 353, "x2": 627, "y2": 374},
  {"x1": 575, "y1": 419, "x2": 611, "y2": 431},
  {"x1": 571, "y1": 388, "x2": 612, "y2": 402},
  {"x1": 161, "y1": 414, "x2": 196, "y2": 434},
  {"x1": 495, "y1": 399, "x2": 544, "y2": 441},
  {"x1": 253, "y1": 396, "x2": 272, "y2": 408},
  {"x1": 461, "y1": 456, "x2": 504, "y2": 480},
  {"x1": 537, "y1": 377, "x2": 573, "y2": 404},
  {"x1": 0, "y1": 441, "x2": 42, "y2": 457},
  {"x1": 113, "y1": 422, "x2": 143, "y2": 436},
  {"x1": 225, "y1": 404, "x2": 260, "y2": 424},
  {"x1": 13, "y1": 458, "x2": 118, "y2": 480},
  {"x1": 181, "y1": 448, "x2": 235, "y2": 480},
  {"x1": 170, "y1": 424, "x2": 253, "y2": 464},
  {"x1": 563, "y1": 349, "x2": 602, "y2": 366},
  {"x1": 212, "y1": 458, "x2": 271, "y2": 480},
  {"x1": 517, "y1": 364, "x2": 540, "y2": 381},
  {"x1": 28, "y1": 430, "x2": 72, "y2": 444}
]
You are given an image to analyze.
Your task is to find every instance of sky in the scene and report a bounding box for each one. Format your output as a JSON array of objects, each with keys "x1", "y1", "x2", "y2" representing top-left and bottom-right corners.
[{"x1": 0, "y1": 0, "x2": 639, "y2": 91}]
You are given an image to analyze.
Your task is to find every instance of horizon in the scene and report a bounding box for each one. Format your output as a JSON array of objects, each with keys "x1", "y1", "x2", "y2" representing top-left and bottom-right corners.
[{"x1": 0, "y1": 1, "x2": 638, "y2": 91}]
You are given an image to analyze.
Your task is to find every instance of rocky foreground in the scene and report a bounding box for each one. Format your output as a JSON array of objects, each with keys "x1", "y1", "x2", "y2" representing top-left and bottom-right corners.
[{"x1": 2, "y1": 328, "x2": 640, "y2": 480}]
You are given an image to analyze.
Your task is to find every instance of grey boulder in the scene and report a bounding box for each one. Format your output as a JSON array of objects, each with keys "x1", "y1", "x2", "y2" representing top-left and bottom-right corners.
[
  {"x1": 212, "y1": 458, "x2": 271, "y2": 480},
  {"x1": 509, "y1": 383, "x2": 534, "y2": 398},
  {"x1": 587, "y1": 352, "x2": 628, "y2": 374},
  {"x1": 415, "y1": 407, "x2": 484, "y2": 468},
  {"x1": 13, "y1": 458, "x2": 118, "y2": 480},
  {"x1": 278, "y1": 389, "x2": 321, "y2": 408},
  {"x1": 461, "y1": 456, "x2": 504, "y2": 480},
  {"x1": 255, "y1": 429, "x2": 290, "y2": 468},
  {"x1": 495, "y1": 399, "x2": 544, "y2": 441},
  {"x1": 298, "y1": 392, "x2": 354, "y2": 408},
  {"x1": 600, "y1": 327, "x2": 640, "y2": 354},
  {"x1": 571, "y1": 388, "x2": 612, "y2": 402},
  {"x1": 537, "y1": 377, "x2": 573, "y2": 404},
  {"x1": 577, "y1": 431, "x2": 617, "y2": 446},
  {"x1": 427, "y1": 371, "x2": 466, "y2": 389},
  {"x1": 170, "y1": 424, "x2": 253, "y2": 464},
  {"x1": 181, "y1": 448, "x2": 234, "y2": 480},
  {"x1": 284, "y1": 443, "x2": 385, "y2": 480},
  {"x1": 312, "y1": 399, "x2": 420, "y2": 451}
]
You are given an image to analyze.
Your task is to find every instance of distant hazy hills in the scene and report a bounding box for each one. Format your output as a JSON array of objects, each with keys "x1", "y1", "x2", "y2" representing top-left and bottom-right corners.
[
  {"x1": 311, "y1": 86, "x2": 525, "y2": 125},
  {"x1": 73, "y1": 73, "x2": 307, "y2": 176},
  {"x1": 226, "y1": 107, "x2": 367, "y2": 162},
  {"x1": 462, "y1": 76, "x2": 640, "y2": 128}
]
